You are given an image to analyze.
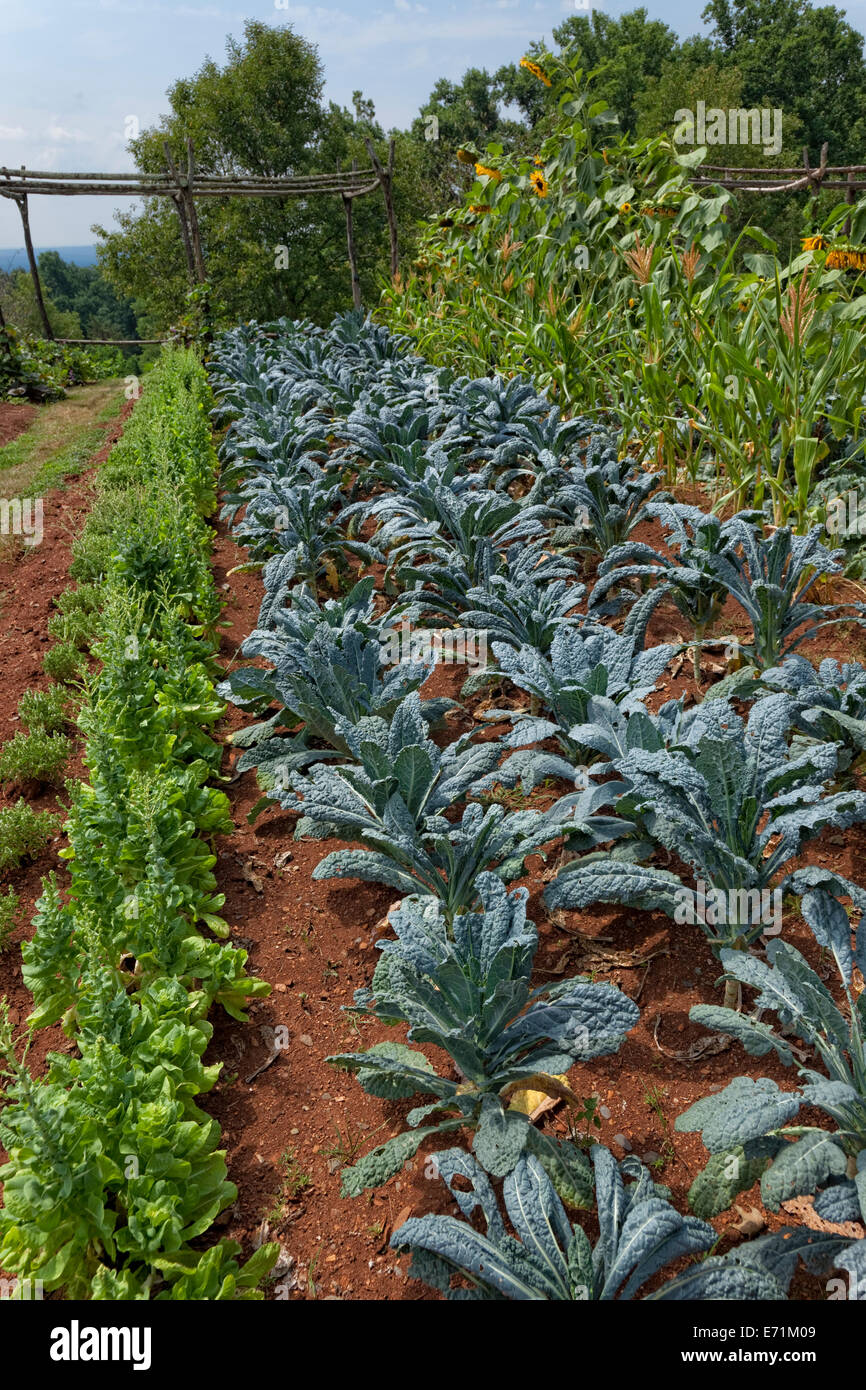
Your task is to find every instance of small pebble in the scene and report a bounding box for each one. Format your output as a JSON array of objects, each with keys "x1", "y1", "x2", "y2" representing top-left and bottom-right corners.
[
  {"x1": 613, "y1": 1133, "x2": 632, "y2": 1152},
  {"x1": 599, "y1": 1105, "x2": 611, "y2": 1119}
]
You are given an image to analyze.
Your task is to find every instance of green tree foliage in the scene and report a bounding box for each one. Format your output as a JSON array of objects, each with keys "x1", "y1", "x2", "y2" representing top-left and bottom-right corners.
[
  {"x1": 93, "y1": 5, "x2": 866, "y2": 333},
  {"x1": 634, "y1": 61, "x2": 807, "y2": 258},
  {"x1": 550, "y1": 8, "x2": 684, "y2": 133},
  {"x1": 702, "y1": 0, "x2": 866, "y2": 160},
  {"x1": 0, "y1": 269, "x2": 80, "y2": 339},
  {"x1": 95, "y1": 20, "x2": 398, "y2": 331},
  {"x1": 409, "y1": 67, "x2": 530, "y2": 209},
  {"x1": 37, "y1": 253, "x2": 137, "y2": 341}
]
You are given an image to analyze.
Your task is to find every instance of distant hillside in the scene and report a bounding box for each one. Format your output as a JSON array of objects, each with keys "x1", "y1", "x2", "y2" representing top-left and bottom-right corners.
[{"x1": 0, "y1": 245, "x2": 98, "y2": 272}]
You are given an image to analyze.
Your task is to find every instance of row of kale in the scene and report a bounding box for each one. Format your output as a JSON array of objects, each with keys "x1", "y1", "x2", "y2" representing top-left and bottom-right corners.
[{"x1": 207, "y1": 309, "x2": 866, "y2": 1302}]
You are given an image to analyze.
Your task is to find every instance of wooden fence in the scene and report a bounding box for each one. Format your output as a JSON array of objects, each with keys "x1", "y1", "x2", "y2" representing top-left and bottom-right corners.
[{"x1": 0, "y1": 136, "x2": 397, "y2": 344}]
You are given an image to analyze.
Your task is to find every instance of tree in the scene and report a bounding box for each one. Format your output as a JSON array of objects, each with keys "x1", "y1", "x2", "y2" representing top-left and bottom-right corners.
[
  {"x1": 37, "y1": 253, "x2": 138, "y2": 341},
  {"x1": 551, "y1": 8, "x2": 683, "y2": 132},
  {"x1": 636, "y1": 59, "x2": 808, "y2": 258},
  {"x1": 702, "y1": 0, "x2": 866, "y2": 160},
  {"x1": 0, "y1": 270, "x2": 81, "y2": 339},
  {"x1": 407, "y1": 67, "x2": 530, "y2": 211},
  {"x1": 95, "y1": 21, "x2": 396, "y2": 330}
]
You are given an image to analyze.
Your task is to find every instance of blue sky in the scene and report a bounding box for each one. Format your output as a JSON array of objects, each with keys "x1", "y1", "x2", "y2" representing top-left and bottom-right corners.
[{"x1": 2, "y1": 0, "x2": 866, "y2": 247}]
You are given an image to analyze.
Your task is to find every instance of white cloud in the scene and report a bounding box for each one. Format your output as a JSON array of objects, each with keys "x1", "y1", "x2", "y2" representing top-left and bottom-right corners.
[
  {"x1": 45, "y1": 121, "x2": 88, "y2": 142},
  {"x1": 0, "y1": 126, "x2": 27, "y2": 140}
]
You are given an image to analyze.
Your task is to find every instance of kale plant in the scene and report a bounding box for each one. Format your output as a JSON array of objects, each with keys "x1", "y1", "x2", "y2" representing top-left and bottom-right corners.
[
  {"x1": 328, "y1": 875, "x2": 638, "y2": 1197},
  {"x1": 676, "y1": 882, "x2": 866, "y2": 1277},
  {"x1": 479, "y1": 625, "x2": 674, "y2": 791},
  {"x1": 546, "y1": 695, "x2": 866, "y2": 997},
  {"x1": 391, "y1": 1145, "x2": 787, "y2": 1301},
  {"x1": 279, "y1": 692, "x2": 592, "y2": 914}
]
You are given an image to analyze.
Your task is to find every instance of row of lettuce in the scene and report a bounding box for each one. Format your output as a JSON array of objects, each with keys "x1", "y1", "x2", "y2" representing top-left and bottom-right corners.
[
  {"x1": 0, "y1": 350, "x2": 277, "y2": 1299},
  {"x1": 209, "y1": 308, "x2": 866, "y2": 1301}
]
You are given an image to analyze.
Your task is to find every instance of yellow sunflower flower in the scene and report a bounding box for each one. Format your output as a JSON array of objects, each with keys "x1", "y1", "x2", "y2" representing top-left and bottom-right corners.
[
  {"x1": 529, "y1": 171, "x2": 549, "y2": 198},
  {"x1": 475, "y1": 163, "x2": 502, "y2": 182},
  {"x1": 469, "y1": 204, "x2": 491, "y2": 214},
  {"x1": 801, "y1": 234, "x2": 827, "y2": 252},
  {"x1": 826, "y1": 246, "x2": 866, "y2": 271},
  {"x1": 520, "y1": 57, "x2": 552, "y2": 87},
  {"x1": 619, "y1": 202, "x2": 632, "y2": 215}
]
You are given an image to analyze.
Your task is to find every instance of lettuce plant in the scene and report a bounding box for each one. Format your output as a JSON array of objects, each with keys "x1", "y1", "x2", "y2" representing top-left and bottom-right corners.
[
  {"x1": 0, "y1": 981, "x2": 278, "y2": 1299},
  {"x1": 329, "y1": 875, "x2": 638, "y2": 1197},
  {"x1": 391, "y1": 1145, "x2": 787, "y2": 1301}
]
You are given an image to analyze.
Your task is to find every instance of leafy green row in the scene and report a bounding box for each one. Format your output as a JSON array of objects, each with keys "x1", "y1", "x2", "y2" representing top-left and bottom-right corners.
[{"x1": 0, "y1": 350, "x2": 276, "y2": 1300}]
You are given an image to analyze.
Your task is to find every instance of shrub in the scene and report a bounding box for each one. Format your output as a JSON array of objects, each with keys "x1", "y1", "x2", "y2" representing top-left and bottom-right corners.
[
  {"x1": 0, "y1": 731, "x2": 72, "y2": 786},
  {"x1": 42, "y1": 641, "x2": 87, "y2": 682},
  {"x1": 0, "y1": 800, "x2": 59, "y2": 871},
  {"x1": 17, "y1": 686, "x2": 71, "y2": 734}
]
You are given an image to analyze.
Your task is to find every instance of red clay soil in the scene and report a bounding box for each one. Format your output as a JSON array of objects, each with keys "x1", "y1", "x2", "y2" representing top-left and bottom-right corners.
[
  {"x1": 2, "y1": 412, "x2": 865, "y2": 1301},
  {"x1": 205, "y1": 508, "x2": 866, "y2": 1302},
  {"x1": 0, "y1": 403, "x2": 38, "y2": 449},
  {"x1": 0, "y1": 401, "x2": 134, "y2": 1109}
]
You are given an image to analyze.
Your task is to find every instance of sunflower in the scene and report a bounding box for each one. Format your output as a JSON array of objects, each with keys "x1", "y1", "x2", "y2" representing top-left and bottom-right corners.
[
  {"x1": 529, "y1": 170, "x2": 549, "y2": 198},
  {"x1": 520, "y1": 56, "x2": 552, "y2": 87},
  {"x1": 619, "y1": 202, "x2": 632, "y2": 215},
  {"x1": 469, "y1": 203, "x2": 491, "y2": 214},
  {"x1": 456, "y1": 148, "x2": 476, "y2": 165},
  {"x1": 801, "y1": 234, "x2": 827, "y2": 252},
  {"x1": 475, "y1": 163, "x2": 502, "y2": 182},
  {"x1": 534, "y1": 156, "x2": 545, "y2": 167},
  {"x1": 640, "y1": 203, "x2": 676, "y2": 219},
  {"x1": 826, "y1": 246, "x2": 866, "y2": 272}
]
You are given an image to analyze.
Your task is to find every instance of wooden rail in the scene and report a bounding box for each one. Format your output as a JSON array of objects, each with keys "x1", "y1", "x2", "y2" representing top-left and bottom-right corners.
[{"x1": 0, "y1": 141, "x2": 397, "y2": 343}]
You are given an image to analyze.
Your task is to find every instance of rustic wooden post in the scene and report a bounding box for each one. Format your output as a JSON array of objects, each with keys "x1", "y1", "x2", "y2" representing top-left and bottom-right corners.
[
  {"x1": 163, "y1": 142, "x2": 196, "y2": 285},
  {"x1": 342, "y1": 159, "x2": 362, "y2": 309},
  {"x1": 14, "y1": 187, "x2": 53, "y2": 339},
  {"x1": 845, "y1": 169, "x2": 856, "y2": 236},
  {"x1": 185, "y1": 138, "x2": 207, "y2": 284},
  {"x1": 363, "y1": 135, "x2": 399, "y2": 279}
]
